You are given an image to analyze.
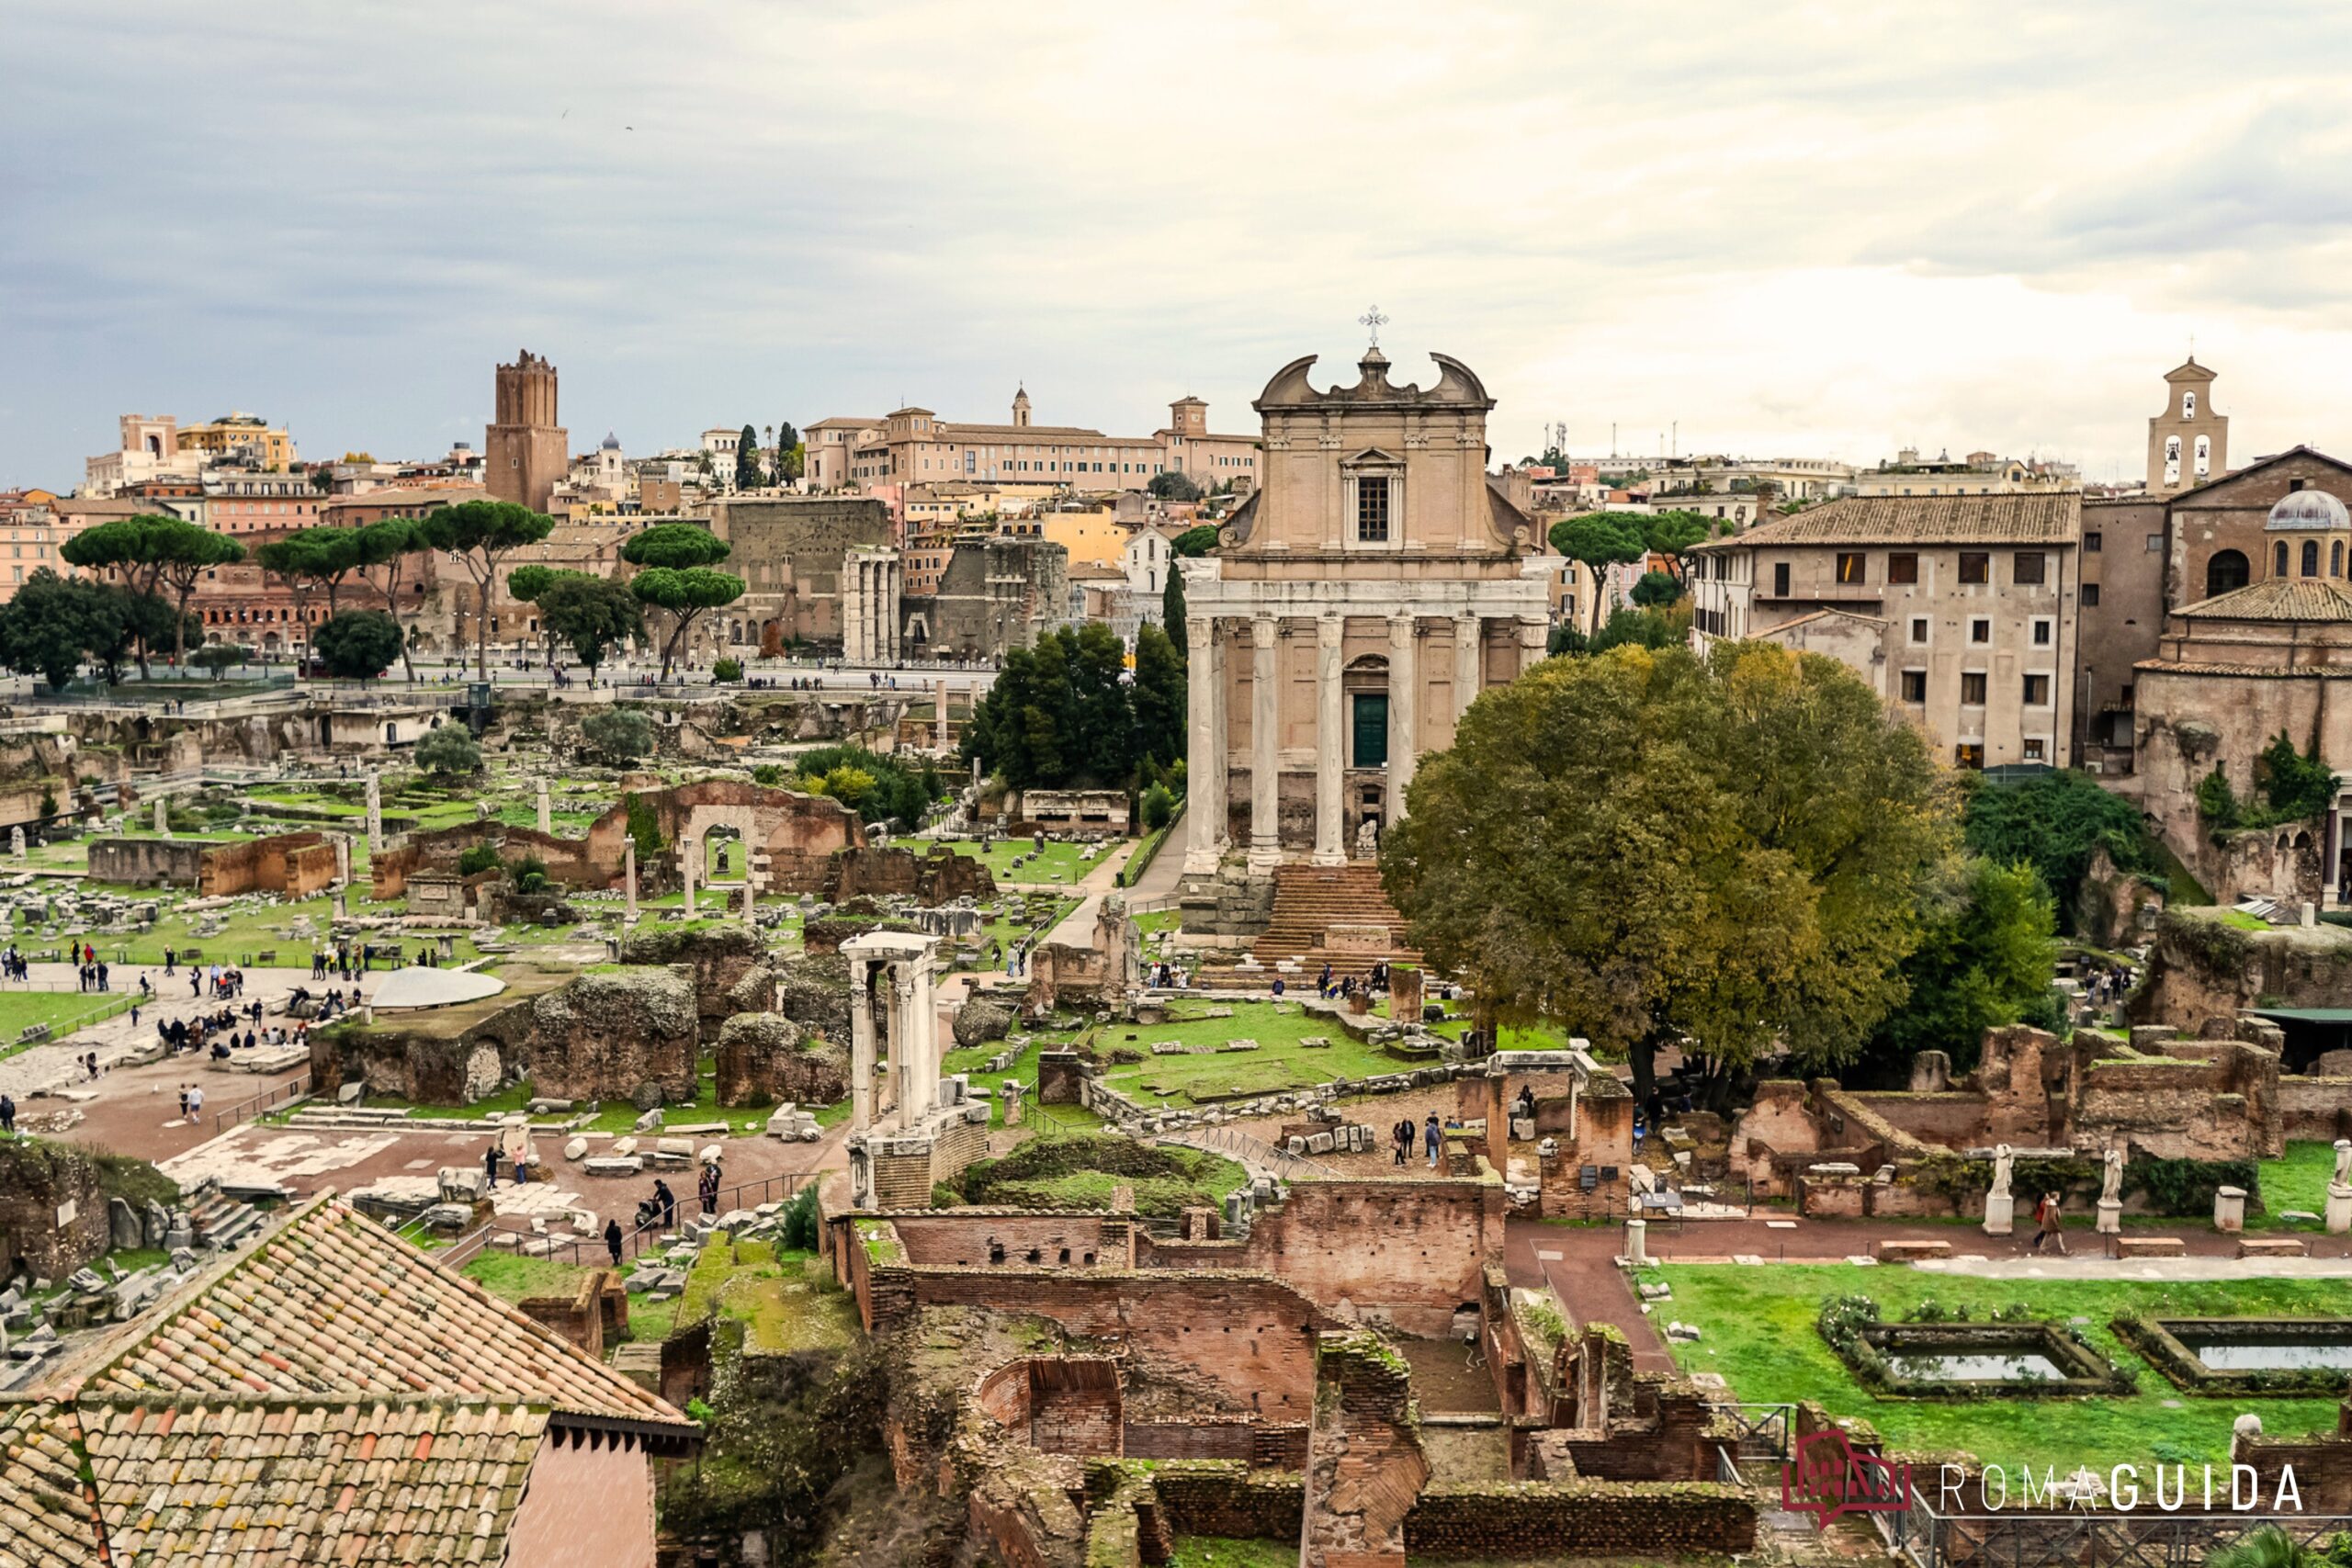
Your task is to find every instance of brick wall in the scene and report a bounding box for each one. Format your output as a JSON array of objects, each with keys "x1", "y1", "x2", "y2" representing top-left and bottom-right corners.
[
  {"x1": 0, "y1": 1138, "x2": 108, "y2": 1282},
  {"x1": 890, "y1": 1212, "x2": 1130, "y2": 1269},
  {"x1": 977, "y1": 1356, "x2": 1125, "y2": 1457},
  {"x1": 873, "y1": 1268, "x2": 1323, "y2": 1421},
  {"x1": 2278, "y1": 1074, "x2": 2352, "y2": 1141},
  {"x1": 1133, "y1": 1177, "x2": 1501, "y2": 1338},
  {"x1": 1151, "y1": 1463, "x2": 1306, "y2": 1540},
  {"x1": 86, "y1": 837, "x2": 208, "y2": 887},
  {"x1": 1303, "y1": 1333, "x2": 1428, "y2": 1568}
]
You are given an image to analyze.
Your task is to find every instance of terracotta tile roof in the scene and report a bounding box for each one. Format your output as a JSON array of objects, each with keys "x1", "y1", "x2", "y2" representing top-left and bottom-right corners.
[
  {"x1": 1691, "y1": 491, "x2": 2080, "y2": 548},
  {"x1": 82, "y1": 1398, "x2": 546, "y2": 1564},
  {"x1": 84, "y1": 1198, "x2": 687, "y2": 1430},
  {"x1": 2173, "y1": 577, "x2": 2352, "y2": 623},
  {"x1": 0, "y1": 1402, "x2": 105, "y2": 1568}
]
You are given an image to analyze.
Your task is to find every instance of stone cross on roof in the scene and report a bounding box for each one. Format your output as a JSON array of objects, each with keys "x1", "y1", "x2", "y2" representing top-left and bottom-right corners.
[{"x1": 1359, "y1": 305, "x2": 1388, "y2": 346}]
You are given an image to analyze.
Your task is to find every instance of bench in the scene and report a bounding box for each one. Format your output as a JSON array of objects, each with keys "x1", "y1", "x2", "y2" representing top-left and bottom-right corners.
[
  {"x1": 2237, "y1": 1237, "x2": 2309, "y2": 1259},
  {"x1": 1876, "y1": 1239, "x2": 1952, "y2": 1262},
  {"x1": 17, "y1": 1023, "x2": 51, "y2": 1043},
  {"x1": 2112, "y1": 1235, "x2": 2187, "y2": 1258}
]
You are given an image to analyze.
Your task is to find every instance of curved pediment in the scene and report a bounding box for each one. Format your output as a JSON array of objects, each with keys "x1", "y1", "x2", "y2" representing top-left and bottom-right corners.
[{"x1": 1252, "y1": 348, "x2": 1497, "y2": 412}]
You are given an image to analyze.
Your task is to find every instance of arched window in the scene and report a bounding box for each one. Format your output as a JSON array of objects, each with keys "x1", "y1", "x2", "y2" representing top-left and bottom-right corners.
[
  {"x1": 2183, "y1": 391, "x2": 2197, "y2": 420},
  {"x1": 2335, "y1": 541, "x2": 2344, "y2": 578},
  {"x1": 2277, "y1": 541, "x2": 2291, "y2": 577},
  {"x1": 2303, "y1": 540, "x2": 2321, "y2": 578},
  {"x1": 2194, "y1": 434, "x2": 2211, "y2": 479},
  {"x1": 2208, "y1": 550, "x2": 2250, "y2": 596}
]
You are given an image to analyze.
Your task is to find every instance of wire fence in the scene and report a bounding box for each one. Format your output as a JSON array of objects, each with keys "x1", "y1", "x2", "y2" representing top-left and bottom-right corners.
[
  {"x1": 435, "y1": 1168, "x2": 814, "y2": 1275},
  {"x1": 209, "y1": 1074, "x2": 313, "y2": 1137}
]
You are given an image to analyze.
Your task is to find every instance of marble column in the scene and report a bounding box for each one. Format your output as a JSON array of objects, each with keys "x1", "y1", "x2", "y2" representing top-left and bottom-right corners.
[
  {"x1": 935, "y1": 677, "x2": 950, "y2": 746},
  {"x1": 1249, "y1": 615, "x2": 1282, "y2": 870},
  {"x1": 849, "y1": 964, "x2": 876, "y2": 1132},
  {"x1": 910, "y1": 959, "x2": 937, "y2": 1117},
  {"x1": 155, "y1": 796, "x2": 170, "y2": 839},
  {"x1": 885, "y1": 969, "x2": 910, "y2": 1122},
  {"x1": 365, "y1": 774, "x2": 383, "y2": 849},
  {"x1": 1516, "y1": 616, "x2": 1548, "y2": 677},
  {"x1": 623, "y1": 838, "x2": 639, "y2": 924},
  {"x1": 1313, "y1": 616, "x2": 1345, "y2": 865},
  {"x1": 1453, "y1": 614, "x2": 1482, "y2": 734},
  {"x1": 1386, "y1": 615, "x2": 1418, "y2": 826},
  {"x1": 681, "y1": 837, "x2": 696, "y2": 915},
  {"x1": 1183, "y1": 615, "x2": 1227, "y2": 874},
  {"x1": 536, "y1": 778, "x2": 551, "y2": 835}
]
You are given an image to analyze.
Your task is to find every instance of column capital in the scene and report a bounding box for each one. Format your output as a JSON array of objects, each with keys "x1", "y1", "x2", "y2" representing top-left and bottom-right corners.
[
  {"x1": 1388, "y1": 614, "x2": 1415, "y2": 644},
  {"x1": 1317, "y1": 615, "x2": 1344, "y2": 647},
  {"x1": 1251, "y1": 615, "x2": 1279, "y2": 649},
  {"x1": 1185, "y1": 614, "x2": 1215, "y2": 650}
]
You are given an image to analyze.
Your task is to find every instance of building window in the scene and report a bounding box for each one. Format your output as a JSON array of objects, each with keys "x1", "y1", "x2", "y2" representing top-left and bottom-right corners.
[
  {"x1": 1961, "y1": 672, "x2": 1988, "y2": 705},
  {"x1": 2183, "y1": 391, "x2": 2196, "y2": 420},
  {"x1": 1970, "y1": 618, "x2": 1991, "y2": 644},
  {"x1": 2194, "y1": 434, "x2": 2211, "y2": 479},
  {"x1": 2022, "y1": 674, "x2": 2051, "y2": 705},
  {"x1": 2014, "y1": 551, "x2": 2045, "y2": 585},
  {"x1": 2031, "y1": 617, "x2": 2052, "y2": 646},
  {"x1": 1900, "y1": 670, "x2": 1927, "y2": 703},
  {"x1": 1356, "y1": 478, "x2": 1391, "y2": 543},
  {"x1": 2084, "y1": 531, "x2": 2102, "y2": 553},
  {"x1": 2337, "y1": 541, "x2": 2346, "y2": 578},
  {"x1": 1959, "y1": 552, "x2": 1989, "y2": 584},
  {"x1": 1909, "y1": 616, "x2": 1929, "y2": 645},
  {"x1": 2305, "y1": 540, "x2": 2322, "y2": 578},
  {"x1": 1887, "y1": 552, "x2": 1918, "y2": 584},
  {"x1": 2023, "y1": 738, "x2": 2047, "y2": 761},
  {"x1": 1955, "y1": 743, "x2": 1985, "y2": 770},
  {"x1": 2083, "y1": 583, "x2": 2101, "y2": 606},
  {"x1": 2278, "y1": 541, "x2": 2291, "y2": 577},
  {"x1": 1836, "y1": 551, "x2": 1866, "y2": 583},
  {"x1": 1773, "y1": 562, "x2": 1791, "y2": 596}
]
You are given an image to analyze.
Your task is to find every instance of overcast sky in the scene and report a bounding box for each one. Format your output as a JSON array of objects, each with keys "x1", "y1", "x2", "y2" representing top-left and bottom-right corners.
[{"x1": 10, "y1": 1, "x2": 2352, "y2": 491}]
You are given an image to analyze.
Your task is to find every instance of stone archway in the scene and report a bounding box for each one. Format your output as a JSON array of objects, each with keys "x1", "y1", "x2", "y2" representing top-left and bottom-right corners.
[{"x1": 675, "y1": 802, "x2": 769, "y2": 923}]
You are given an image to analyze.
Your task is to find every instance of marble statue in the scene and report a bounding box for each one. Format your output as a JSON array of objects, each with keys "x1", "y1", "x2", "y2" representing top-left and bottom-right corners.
[
  {"x1": 1989, "y1": 1144, "x2": 2013, "y2": 1201},
  {"x1": 1355, "y1": 818, "x2": 1380, "y2": 861},
  {"x1": 2100, "y1": 1147, "x2": 2125, "y2": 1206},
  {"x1": 2334, "y1": 1138, "x2": 2352, "y2": 1190}
]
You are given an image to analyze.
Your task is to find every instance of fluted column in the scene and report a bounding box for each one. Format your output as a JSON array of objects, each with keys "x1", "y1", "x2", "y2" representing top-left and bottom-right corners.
[
  {"x1": 1454, "y1": 614, "x2": 1481, "y2": 736},
  {"x1": 1249, "y1": 615, "x2": 1282, "y2": 870},
  {"x1": 896, "y1": 970, "x2": 929, "y2": 1122},
  {"x1": 1386, "y1": 615, "x2": 1418, "y2": 827},
  {"x1": 884, "y1": 967, "x2": 907, "y2": 1122},
  {"x1": 1516, "y1": 615, "x2": 1548, "y2": 676},
  {"x1": 1314, "y1": 615, "x2": 1345, "y2": 865},
  {"x1": 849, "y1": 963, "x2": 876, "y2": 1132},
  {"x1": 1183, "y1": 615, "x2": 1227, "y2": 874}
]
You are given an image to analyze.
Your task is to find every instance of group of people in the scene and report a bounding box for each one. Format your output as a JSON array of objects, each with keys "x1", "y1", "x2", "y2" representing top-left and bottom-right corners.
[
  {"x1": 286, "y1": 985, "x2": 355, "y2": 1021},
  {"x1": 175, "y1": 1082, "x2": 207, "y2": 1121},
  {"x1": 1148, "y1": 960, "x2": 1191, "y2": 989},
  {"x1": 1390, "y1": 1112, "x2": 1446, "y2": 1168},
  {"x1": 310, "y1": 947, "x2": 370, "y2": 981}
]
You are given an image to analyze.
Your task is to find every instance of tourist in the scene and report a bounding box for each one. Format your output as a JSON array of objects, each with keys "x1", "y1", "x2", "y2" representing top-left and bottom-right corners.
[
  {"x1": 1271, "y1": 976, "x2": 1285, "y2": 997},
  {"x1": 2030, "y1": 1192, "x2": 2068, "y2": 1255},
  {"x1": 484, "y1": 1142, "x2": 502, "y2": 1190},
  {"x1": 1392, "y1": 1117, "x2": 1411, "y2": 1168},
  {"x1": 164, "y1": 948, "x2": 176, "y2": 976},
  {"x1": 653, "y1": 1179, "x2": 677, "y2": 1228},
  {"x1": 178, "y1": 1084, "x2": 190, "y2": 1118},
  {"x1": 1513, "y1": 1085, "x2": 1536, "y2": 1122},
  {"x1": 96, "y1": 961, "x2": 108, "y2": 992},
  {"x1": 0, "y1": 1092, "x2": 13, "y2": 1134},
  {"x1": 697, "y1": 1162, "x2": 719, "y2": 1217},
  {"x1": 187, "y1": 1084, "x2": 202, "y2": 1120},
  {"x1": 1423, "y1": 1112, "x2": 1442, "y2": 1168},
  {"x1": 605, "y1": 1217, "x2": 624, "y2": 1267}
]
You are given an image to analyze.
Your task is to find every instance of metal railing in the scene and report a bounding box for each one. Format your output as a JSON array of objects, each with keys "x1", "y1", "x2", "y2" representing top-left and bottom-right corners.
[
  {"x1": 435, "y1": 1168, "x2": 813, "y2": 1274},
  {"x1": 209, "y1": 1074, "x2": 312, "y2": 1136},
  {"x1": 1159, "y1": 1122, "x2": 1342, "y2": 1182}
]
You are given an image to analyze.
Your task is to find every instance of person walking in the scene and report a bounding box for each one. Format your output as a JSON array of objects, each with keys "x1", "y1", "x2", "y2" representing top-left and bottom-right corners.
[
  {"x1": 697, "y1": 1162, "x2": 719, "y2": 1217},
  {"x1": 1423, "y1": 1111, "x2": 1442, "y2": 1169},
  {"x1": 0, "y1": 1092, "x2": 13, "y2": 1135},
  {"x1": 1392, "y1": 1117, "x2": 1411, "y2": 1168},
  {"x1": 653, "y1": 1178, "x2": 677, "y2": 1229},
  {"x1": 2030, "y1": 1192, "x2": 2069, "y2": 1255},
  {"x1": 187, "y1": 1084, "x2": 202, "y2": 1121},
  {"x1": 605, "y1": 1217, "x2": 624, "y2": 1268},
  {"x1": 484, "y1": 1141, "x2": 502, "y2": 1190}
]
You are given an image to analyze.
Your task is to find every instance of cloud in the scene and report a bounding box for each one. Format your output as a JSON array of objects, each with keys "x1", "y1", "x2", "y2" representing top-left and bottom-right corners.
[{"x1": 6, "y1": 0, "x2": 2352, "y2": 487}]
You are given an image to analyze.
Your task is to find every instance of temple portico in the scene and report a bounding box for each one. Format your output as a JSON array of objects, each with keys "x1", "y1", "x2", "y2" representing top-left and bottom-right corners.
[{"x1": 1176, "y1": 340, "x2": 1554, "y2": 887}]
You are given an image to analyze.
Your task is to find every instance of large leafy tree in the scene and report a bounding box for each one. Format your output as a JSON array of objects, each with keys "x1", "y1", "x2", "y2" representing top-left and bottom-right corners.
[
  {"x1": 537, "y1": 573, "x2": 644, "y2": 679},
  {"x1": 1548, "y1": 512, "x2": 1649, "y2": 577},
  {"x1": 1860, "y1": 857, "x2": 2057, "y2": 1080},
  {"x1": 506, "y1": 563, "x2": 579, "y2": 670},
  {"x1": 113, "y1": 588, "x2": 198, "y2": 681},
  {"x1": 1130, "y1": 621, "x2": 1186, "y2": 775},
  {"x1": 254, "y1": 526, "x2": 365, "y2": 619},
  {"x1": 1638, "y1": 509, "x2": 1715, "y2": 583},
  {"x1": 417, "y1": 499, "x2": 555, "y2": 679},
  {"x1": 621, "y1": 524, "x2": 742, "y2": 676},
  {"x1": 0, "y1": 570, "x2": 127, "y2": 689},
  {"x1": 311, "y1": 610, "x2": 404, "y2": 681},
  {"x1": 792, "y1": 743, "x2": 942, "y2": 828},
  {"x1": 962, "y1": 623, "x2": 1179, "y2": 793},
  {"x1": 775, "y1": 421, "x2": 802, "y2": 483},
  {"x1": 1170, "y1": 524, "x2": 1219, "y2": 558},
  {"x1": 60, "y1": 513, "x2": 244, "y2": 670},
  {"x1": 352, "y1": 516, "x2": 432, "y2": 682},
  {"x1": 1960, "y1": 769, "x2": 2154, "y2": 927},
  {"x1": 1383, "y1": 641, "x2": 1955, "y2": 1107}
]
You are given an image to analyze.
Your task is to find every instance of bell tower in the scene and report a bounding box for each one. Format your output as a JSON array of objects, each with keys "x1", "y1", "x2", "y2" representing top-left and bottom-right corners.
[
  {"x1": 2147, "y1": 357, "x2": 2226, "y2": 495},
  {"x1": 1012, "y1": 386, "x2": 1032, "y2": 429}
]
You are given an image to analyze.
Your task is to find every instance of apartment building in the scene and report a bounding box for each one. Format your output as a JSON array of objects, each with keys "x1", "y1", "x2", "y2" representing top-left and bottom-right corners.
[{"x1": 1689, "y1": 491, "x2": 2082, "y2": 770}]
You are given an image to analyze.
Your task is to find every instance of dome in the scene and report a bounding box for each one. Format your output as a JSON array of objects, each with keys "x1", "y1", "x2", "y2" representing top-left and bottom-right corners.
[
  {"x1": 2265, "y1": 489, "x2": 2348, "y2": 531},
  {"x1": 600, "y1": 431, "x2": 621, "y2": 450}
]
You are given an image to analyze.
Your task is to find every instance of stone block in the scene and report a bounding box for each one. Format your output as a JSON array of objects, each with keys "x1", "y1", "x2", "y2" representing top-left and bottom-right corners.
[
  {"x1": 336, "y1": 1082, "x2": 365, "y2": 1105},
  {"x1": 562, "y1": 1137, "x2": 588, "y2": 1161},
  {"x1": 2112, "y1": 1235, "x2": 2187, "y2": 1258},
  {"x1": 1875, "y1": 1239, "x2": 1952, "y2": 1262},
  {"x1": 2238, "y1": 1237, "x2": 2309, "y2": 1258},
  {"x1": 438, "y1": 1168, "x2": 486, "y2": 1203},
  {"x1": 611, "y1": 1137, "x2": 638, "y2": 1156},
  {"x1": 584, "y1": 1156, "x2": 645, "y2": 1177}
]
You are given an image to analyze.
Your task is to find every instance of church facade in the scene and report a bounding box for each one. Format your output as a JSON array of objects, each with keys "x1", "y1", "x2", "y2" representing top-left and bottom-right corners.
[{"x1": 1178, "y1": 344, "x2": 1552, "y2": 876}]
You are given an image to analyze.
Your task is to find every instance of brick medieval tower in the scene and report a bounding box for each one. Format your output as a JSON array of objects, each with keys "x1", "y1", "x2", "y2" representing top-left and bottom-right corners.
[{"x1": 485, "y1": 350, "x2": 568, "y2": 513}]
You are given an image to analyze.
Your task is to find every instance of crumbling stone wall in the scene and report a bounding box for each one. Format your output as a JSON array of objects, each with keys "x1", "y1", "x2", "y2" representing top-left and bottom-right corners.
[
  {"x1": 713, "y1": 1012, "x2": 845, "y2": 1108},
  {"x1": 0, "y1": 1138, "x2": 109, "y2": 1283},
  {"x1": 526, "y1": 966, "x2": 699, "y2": 1104},
  {"x1": 310, "y1": 995, "x2": 537, "y2": 1103},
  {"x1": 1302, "y1": 1331, "x2": 1429, "y2": 1568},
  {"x1": 2132, "y1": 910, "x2": 2352, "y2": 1034},
  {"x1": 617, "y1": 925, "x2": 773, "y2": 1041},
  {"x1": 825, "y1": 844, "x2": 995, "y2": 906},
  {"x1": 1028, "y1": 899, "x2": 1141, "y2": 1013},
  {"x1": 88, "y1": 830, "x2": 339, "y2": 897},
  {"x1": 770, "y1": 953, "x2": 851, "y2": 1042},
  {"x1": 889, "y1": 1213, "x2": 1135, "y2": 1271},
  {"x1": 1403, "y1": 1480, "x2": 1758, "y2": 1559},
  {"x1": 976, "y1": 1357, "x2": 1125, "y2": 1457}
]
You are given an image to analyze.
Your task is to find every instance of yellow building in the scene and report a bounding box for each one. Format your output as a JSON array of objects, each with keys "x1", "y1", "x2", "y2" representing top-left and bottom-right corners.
[
  {"x1": 1042, "y1": 506, "x2": 1130, "y2": 570},
  {"x1": 175, "y1": 412, "x2": 296, "y2": 470}
]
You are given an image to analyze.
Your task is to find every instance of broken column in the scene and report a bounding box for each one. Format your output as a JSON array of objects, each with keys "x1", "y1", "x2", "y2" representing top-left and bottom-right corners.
[
  {"x1": 2329, "y1": 1139, "x2": 2352, "y2": 1235},
  {"x1": 155, "y1": 796, "x2": 170, "y2": 838},
  {"x1": 623, "y1": 838, "x2": 639, "y2": 925},
  {"x1": 365, "y1": 773, "x2": 383, "y2": 849},
  {"x1": 536, "y1": 777, "x2": 552, "y2": 835},
  {"x1": 849, "y1": 958, "x2": 875, "y2": 1133}
]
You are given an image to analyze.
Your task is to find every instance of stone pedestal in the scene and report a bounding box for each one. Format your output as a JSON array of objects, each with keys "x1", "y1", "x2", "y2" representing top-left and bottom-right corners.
[
  {"x1": 2096, "y1": 1198, "x2": 2123, "y2": 1235},
  {"x1": 2327, "y1": 1184, "x2": 2352, "y2": 1235},
  {"x1": 155, "y1": 797, "x2": 171, "y2": 838},
  {"x1": 1625, "y1": 1217, "x2": 1647, "y2": 1266},
  {"x1": 623, "y1": 840, "x2": 639, "y2": 925},
  {"x1": 1983, "y1": 1191, "x2": 2014, "y2": 1236},
  {"x1": 2214, "y1": 1185, "x2": 2248, "y2": 1233}
]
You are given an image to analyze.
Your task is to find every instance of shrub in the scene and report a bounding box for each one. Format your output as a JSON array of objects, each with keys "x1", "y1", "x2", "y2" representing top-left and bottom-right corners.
[
  {"x1": 1816, "y1": 1293, "x2": 1880, "y2": 1354},
  {"x1": 582, "y1": 707, "x2": 654, "y2": 764},
  {"x1": 750, "y1": 763, "x2": 785, "y2": 785},
  {"x1": 712, "y1": 657, "x2": 743, "y2": 682},
  {"x1": 508, "y1": 852, "x2": 549, "y2": 894},
  {"x1": 412, "y1": 725, "x2": 481, "y2": 777},
  {"x1": 456, "y1": 843, "x2": 502, "y2": 876},
  {"x1": 1140, "y1": 783, "x2": 1174, "y2": 831},
  {"x1": 780, "y1": 1186, "x2": 820, "y2": 1250}
]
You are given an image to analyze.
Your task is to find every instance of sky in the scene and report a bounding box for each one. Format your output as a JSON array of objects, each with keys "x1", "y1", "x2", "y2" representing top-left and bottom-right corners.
[{"x1": 10, "y1": 1, "x2": 2352, "y2": 491}]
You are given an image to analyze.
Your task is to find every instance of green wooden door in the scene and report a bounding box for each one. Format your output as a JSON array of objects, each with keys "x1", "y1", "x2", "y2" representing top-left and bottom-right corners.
[{"x1": 1351, "y1": 694, "x2": 1388, "y2": 769}]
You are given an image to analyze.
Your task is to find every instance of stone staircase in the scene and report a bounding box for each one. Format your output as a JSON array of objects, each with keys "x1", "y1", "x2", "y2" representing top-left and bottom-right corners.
[
  {"x1": 185, "y1": 1182, "x2": 266, "y2": 1252},
  {"x1": 1249, "y1": 863, "x2": 1422, "y2": 972}
]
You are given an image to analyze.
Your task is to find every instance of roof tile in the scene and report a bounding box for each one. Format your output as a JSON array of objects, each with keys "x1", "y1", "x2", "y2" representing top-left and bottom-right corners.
[{"x1": 1696, "y1": 491, "x2": 2080, "y2": 548}]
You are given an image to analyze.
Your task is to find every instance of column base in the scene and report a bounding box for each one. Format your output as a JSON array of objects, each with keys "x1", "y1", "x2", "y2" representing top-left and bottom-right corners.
[
  {"x1": 1310, "y1": 848, "x2": 1346, "y2": 867},
  {"x1": 1247, "y1": 843, "x2": 1284, "y2": 874},
  {"x1": 1183, "y1": 844, "x2": 1225, "y2": 876}
]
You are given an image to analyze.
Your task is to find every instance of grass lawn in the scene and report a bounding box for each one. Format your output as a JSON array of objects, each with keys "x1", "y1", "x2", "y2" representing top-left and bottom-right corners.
[
  {"x1": 2252, "y1": 1140, "x2": 2342, "y2": 1227},
  {"x1": 1645, "y1": 1261, "x2": 2352, "y2": 1471},
  {"x1": 942, "y1": 1017, "x2": 1102, "y2": 1133},
  {"x1": 1135, "y1": 909, "x2": 1182, "y2": 938},
  {"x1": 0, "y1": 989, "x2": 137, "y2": 1056},
  {"x1": 675, "y1": 1239, "x2": 856, "y2": 1354},
  {"x1": 1168, "y1": 1540, "x2": 1295, "y2": 1568},
  {"x1": 44, "y1": 886, "x2": 500, "y2": 970},
  {"x1": 944, "y1": 838, "x2": 1114, "y2": 886},
  {"x1": 1089, "y1": 1000, "x2": 1416, "y2": 1109},
  {"x1": 462, "y1": 1251, "x2": 682, "y2": 1346}
]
